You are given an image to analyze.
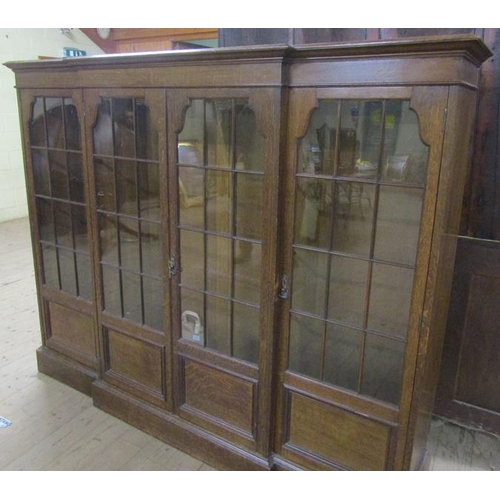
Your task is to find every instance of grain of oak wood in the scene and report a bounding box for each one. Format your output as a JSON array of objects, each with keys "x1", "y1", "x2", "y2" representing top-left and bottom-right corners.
[{"x1": 1, "y1": 216, "x2": 499, "y2": 471}]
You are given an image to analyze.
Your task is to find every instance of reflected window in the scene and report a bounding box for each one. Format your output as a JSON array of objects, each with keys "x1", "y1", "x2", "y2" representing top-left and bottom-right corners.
[
  {"x1": 177, "y1": 98, "x2": 265, "y2": 365},
  {"x1": 93, "y1": 97, "x2": 163, "y2": 331},
  {"x1": 289, "y1": 99, "x2": 429, "y2": 406},
  {"x1": 29, "y1": 96, "x2": 91, "y2": 300}
]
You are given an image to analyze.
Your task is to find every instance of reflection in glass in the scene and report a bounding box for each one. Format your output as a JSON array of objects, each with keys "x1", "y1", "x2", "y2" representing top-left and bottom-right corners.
[
  {"x1": 367, "y1": 263, "x2": 414, "y2": 338},
  {"x1": 289, "y1": 98, "x2": 429, "y2": 405},
  {"x1": 361, "y1": 334, "x2": 405, "y2": 405},
  {"x1": 328, "y1": 255, "x2": 368, "y2": 327},
  {"x1": 76, "y1": 253, "x2": 92, "y2": 301},
  {"x1": 68, "y1": 153, "x2": 84, "y2": 203},
  {"x1": 122, "y1": 271, "x2": 142, "y2": 324},
  {"x1": 93, "y1": 97, "x2": 163, "y2": 329},
  {"x1": 206, "y1": 295, "x2": 231, "y2": 355},
  {"x1": 58, "y1": 248, "x2": 77, "y2": 296},
  {"x1": 177, "y1": 98, "x2": 264, "y2": 364},
  {"x1": 32, "y1": 150, "x2": 50, "y2": 196},
  {"x1": 41, "y1": 243, "x2": 58, "y2": 288},
  {"x1": 207, "y1": 235, "x2": 232, "y2": 298},
  {"x1": 180, "y1": 229, "x2": 204, "y2": 290},
  {"x1": 141, "y1": 221, "x2": 161, "y2": 277},
  {"x1": 49, "y1": 150, "x2": 68, "y2": 200},
  {"x1": 291, "y1": 248, "x2": 328, "y2": 318},
  {"x1": 236, "y1": 173, "x2": 262, "y2": 240},
  {"x1": 119, "y1": 216, "x2": 140, "y2": 272},
  {"x1": 143, "y1": 277, "x2": 163, "y2": 330},
  {"x1": 37, "y1": 198, "x2": 54, "y2": 242},
  {"x1": 102, "y1": 265, "x2": 121, "y2": 316},
  {"x1": 323, "y1": 324, "x2": 362, "y2": 392},
  {"x1": 331, "y1": 182, "x2": 375, "y2": 257},
  {"x1": 30, "y1": 98, "x2": 46, "y2": 148},
  {"x1": 294, "y1": 178, "x2": 332, "y2": 249},
  {"x1": 374, "y1": 186, "x2": 424, "y2": 266},
  {"x1": 234, "y1": 241, "x2": 261, "y2": 305},
  {"x1": 289, "y1": 313, "x2": 323, "y2": 380},
  {"x1": 46, "y1": 97, "x2": 64, "y2": 149},
  {"x1": 233, "y1": 303, "x2": 260, "y2": 364}
]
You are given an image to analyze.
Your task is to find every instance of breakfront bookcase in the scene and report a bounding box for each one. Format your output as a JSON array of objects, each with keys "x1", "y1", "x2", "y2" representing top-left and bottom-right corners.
[{"x1": 6, "y1": 35, "x2": 491, "y2": 471}]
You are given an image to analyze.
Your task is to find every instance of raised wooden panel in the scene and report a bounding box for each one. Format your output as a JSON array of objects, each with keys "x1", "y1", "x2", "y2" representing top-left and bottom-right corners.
[
  {"x1": 182, "y1": 358, "x2": 256, "y2": 436},
  {"x1": 105, "y1": 329, "x2": 164, "y2": 396},
  {"x1": 46, "y1": 301, "x2": 96, "y2": 365},
  {"x1": 286, "y1": 392, "x2": 392, "y2": 470}
]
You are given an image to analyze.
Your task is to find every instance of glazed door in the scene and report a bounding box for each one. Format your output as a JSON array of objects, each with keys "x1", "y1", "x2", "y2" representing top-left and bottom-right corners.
[
  {"x1": 19, "y1": 89, "x2": 98, "y2": 382},
  {"x1": 274, "y1": 87, "x2": 448, "y2": 470},
  {"x1": 84, "y1": 89, "x2": 170, "y2": 409},
  {"x1": 167, "y1": 88, "x2": 282, "y2": 458}
]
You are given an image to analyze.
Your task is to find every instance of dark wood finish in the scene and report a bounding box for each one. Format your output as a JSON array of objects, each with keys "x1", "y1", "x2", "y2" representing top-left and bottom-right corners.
[
  {"x1": 435, "y1": 237, "x2": 500, "y2": 435},
  {"x1": 6, "y1": 37, "x2": 491, "y2": 470}
]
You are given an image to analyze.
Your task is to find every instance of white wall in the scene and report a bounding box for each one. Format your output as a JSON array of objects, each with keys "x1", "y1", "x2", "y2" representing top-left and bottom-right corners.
[{"x1": 0, "y1": 28, "x2": 104, "y2": 223}]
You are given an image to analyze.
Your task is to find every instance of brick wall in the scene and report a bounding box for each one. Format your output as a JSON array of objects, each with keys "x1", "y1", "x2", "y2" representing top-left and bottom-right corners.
[{"x1": 0, "y1": 28, "x2": 104, "y2": 223}]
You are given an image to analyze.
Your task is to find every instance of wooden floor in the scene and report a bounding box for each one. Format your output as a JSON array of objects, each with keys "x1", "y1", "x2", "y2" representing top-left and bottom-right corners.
[{"x1": 1, "y1": 216, "x2": 499, "y2": 471}]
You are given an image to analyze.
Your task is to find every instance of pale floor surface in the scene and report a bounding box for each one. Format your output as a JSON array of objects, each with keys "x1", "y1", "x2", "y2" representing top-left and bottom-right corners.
[{"x1": 1, "y1": 217, "x2": 500, "y2": 471}]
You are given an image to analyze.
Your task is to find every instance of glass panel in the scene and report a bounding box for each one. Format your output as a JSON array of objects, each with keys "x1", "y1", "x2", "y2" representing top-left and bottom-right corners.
[
  {"x1": 361, "y1": 334, "x2": 405, "y2": 405},
  {"x1": 294, "y1": 178, "x2": 332, "y2": 249},
  {"x1": 380, "y1": 101, "x2": 404, "y2": 180},
  {"x1": 206, "y1": 170, "x2": 232, "y2": 234},
  {"x1": 298, "y1": 100, "x2": 339, "y2": 176},
  {"x1": 122, "y1": 271, "x2": 142, "y2": 324},
  {"x1": 49, "y1": 150, "x2": 68, "y2": 200},
  {"x1": 113, "y1": 98, "x2": 135, "y2": 158},
  {"x1": 53, "y1": 201, "x2": 73, "y2": 248},
  {"x1": 235, "y1": 104, "x2": 265, "y2": 172},
  {"x1": 234, "y1": 241, "x2": 261, "y2": 305},
  {"x1": 58, "y1": 248, "x2": 77, "y2": 296},
  {"x1": 328, "y1": 255, "x2": 368, "y2": 328},
  {"x1": 37, "y1": 198, "x2": 55, "y2": 243},
  {"x1": 116, "y1": 159, "x2": 138, "y2": 216},
  {"x1": 180, "y1": 229, "x2": 204, "y2": 290},
  {"x1": 95, "y1": 158, "x2": 115, "y2": 211},
  {"x1": 367, "y1": 263, "x2": 414, "y2": 339},
  {"x1": 288, "y1": 313, "x2": 323, "y2": 379},
  {"x1": 98, "y1": 212, "x2": 119, "y2": 265},
  {"x1": 374, "y1": 186, "x2": 424, "y2": 266},
  {"x1": 76, "y1": 253, "x2": 92, "y2": 301},
  {"x1": 41, "y1": 243, "x2": 59, "y2": 288},
  {"x1": 291, "y1": 248, "x2": 328, "y2": 317},
  {"x1": 138, "y1": 163, "x2": 160, "y2": 220},
  {"x1": 206, "y1": 235, "x2": 232, "y2": 298},
  {"x1": 32, "y1": 149, "x2": 50, "y2": 196},
  {"x1": 323, "y1": 324, "x2": 362, "y2": 392},
  {"x1": 68, "y1": 153, "x2": 84, "y2": 203},
  {"x1": 331, "y1": 182, "x2": 375, "y2": 256},
  {"x1": 64, "y1": 98, "x2": 81, "y2": 151},
  {"x1": 353, "y1": 101, "x2": 384, "y2": 178},
  {"x1": 178, "y1": 99, "x2": 204, "y2": 162},
  {"x1": 141, "y1": 221, "x2": 161, "y2": 277},
  {"x1": 119, "y1": 216, "x2": 140, "y2": 272},
  {"x1": 206, "y1": 99, "x2": 232, "y2": 169},
  {"x1": 233, "y1": 303, "x2": 260, "y2": 364},
  {"x1": 93, "y1": 99, "x2": 113, "y2": 156},
  {"x1": 143, "y1": 276, "x2": 163, "y2": 331},
  {"x1": 179, "y1": 166, "x2": 204, "y2": 229},
  {"x1": 30, "y1": 98, "x2": 46, "y2": 147},
  {"x1": 102, "y1": 265, "x2": 121, "y2": 316},
  {"x1": 180, "y1": 288, "x2": 205, "y2": 344},
  {"x1": 71, "y1": 205, "x2": 87, "y2": 252},
  {"x1": 235, "y1": 173, "x2": 262, "y2": 240},
  {"x1": 46, "y1": 98, "x2": 64, "y2": 149},
  {"x1": 135, "y1": 100, "x2": 158, "y2": 161},
  {"x1": 206, "y1": 295, "x2": 231, "y2": 355}
]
